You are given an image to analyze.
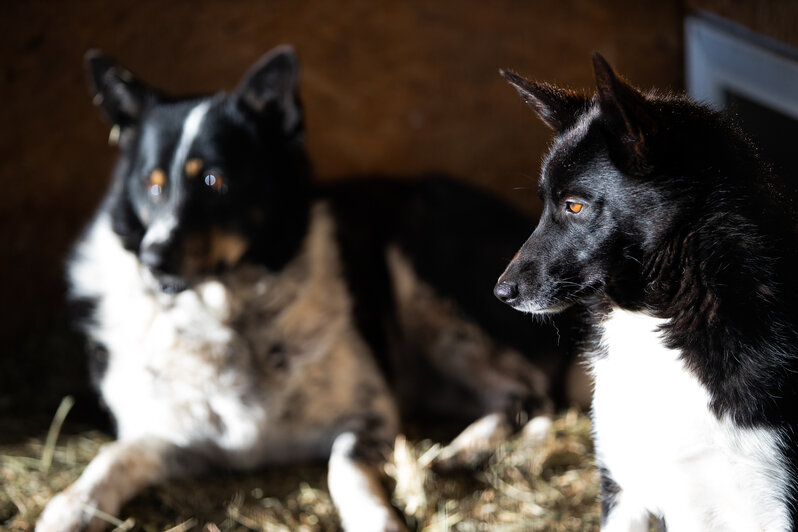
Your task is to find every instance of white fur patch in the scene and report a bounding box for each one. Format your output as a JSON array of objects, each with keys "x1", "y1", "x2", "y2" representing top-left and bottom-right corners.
[
  {"x1": 171, "y1": 100, "x2": 211, "y2": 184},
  {"x1": 140, "y1": 214, "x2": 178, "y2": 249},
  {"x1": 328, "y1": 432, "x2": 406, "y2": 532},
  {"x1": 67, "y1": 204, "x2": 398, "y2": 469},
  {"x1": 139, "y1": 100, "x2": 212, "y2": 250},
  {"x1": 592, "y1": 308, "x2": 790, "y2": 531}
]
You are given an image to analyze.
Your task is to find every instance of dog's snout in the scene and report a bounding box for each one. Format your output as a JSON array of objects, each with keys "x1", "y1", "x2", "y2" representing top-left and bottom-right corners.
[
  {"x1": 494, "y1": 280, "x2": 519, "y2": 304},
  {"x1": 140, "y1": 240, "x2": 178, "y2": 273},
  {"x1": 139, "y1": 246, "x2": 165, "y2": 270}
]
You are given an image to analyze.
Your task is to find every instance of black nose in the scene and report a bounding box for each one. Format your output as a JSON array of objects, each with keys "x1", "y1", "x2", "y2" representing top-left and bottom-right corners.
[
  {"x1": 139, "y1": 246, "x2": 165, "y2": 270},
  {"x1": 494, "y1": 280, "x2": 519, "y2": 304}
]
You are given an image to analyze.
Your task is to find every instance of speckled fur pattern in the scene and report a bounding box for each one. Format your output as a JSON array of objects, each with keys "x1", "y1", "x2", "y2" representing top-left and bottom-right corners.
[
  {"x1": 38, "y1": 46, "x2": 581, "y2": 532},
  {"x1": 80, "y1": 203, "x2": 397, "y2": 466},
  {"x1": 38, "y1": 203, "x2": 402, "y2": 532},
  {"x1": 37, "y1": 47, "x2": 405, "y2": 532}
]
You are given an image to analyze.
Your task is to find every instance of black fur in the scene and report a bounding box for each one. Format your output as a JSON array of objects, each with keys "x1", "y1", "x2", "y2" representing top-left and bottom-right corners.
[
  {"x1": 599, "y1": 465, "x2": 621, "y2": 524},
  {"x1": 497, "y1": 53, "x2": 798, "y2": 527},
  {"x1": 322, "y1": 177, "x2": 585, "y2": 422}
]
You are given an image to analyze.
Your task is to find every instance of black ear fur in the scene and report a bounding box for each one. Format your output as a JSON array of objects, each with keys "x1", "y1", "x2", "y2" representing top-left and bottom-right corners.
[
  {"x1": 235, "y1": 45, "x2": 301, "y2": 132},
  {"x1": 592, "y1": 52, "x2": 655, "y2": 169},
  {"x1": 500, "y1": 69, "x2": 589, "y2": 132},
  {"x1": 85, "y1": 50, "x2": 154, "y2": 144}
]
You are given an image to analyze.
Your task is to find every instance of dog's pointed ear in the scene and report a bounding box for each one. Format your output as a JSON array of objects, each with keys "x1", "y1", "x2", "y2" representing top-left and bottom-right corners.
[
  {"x1": 86, "y1": 50, "x2": 154, "y2": 144},
  {"x1": 500, "y1": 69, "x2": 588, "y2": 132},
  {"x1": 235, "y1": 45, "x2": 301, "y2": 133},
  {"x1": 592, "y1": 52, "x2": 655, "y2": 167}
]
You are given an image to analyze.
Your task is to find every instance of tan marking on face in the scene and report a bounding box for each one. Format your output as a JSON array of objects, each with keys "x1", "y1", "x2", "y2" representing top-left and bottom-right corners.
[
  {"x1": 185, "y1": 158, "x2": 203, "y2": 178},
  {"x1": 209, "y1": 229, "x2": 249, "y2": 267},
  {"x1": 149, "y1": 168, "x2": 166, "y2": 188}
]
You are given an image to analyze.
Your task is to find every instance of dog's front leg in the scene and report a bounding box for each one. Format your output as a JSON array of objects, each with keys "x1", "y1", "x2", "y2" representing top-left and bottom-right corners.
[
  {"x1": 600, "y1": 468, "x2": 650, "y2": 532},
  {"x1": 433, "y1": 411, "x2": 514, "y2": 470},
  {"x1": 328, "y1": 431, "x2": 406, "y2": 532},
  {"x1": 36, "y1": 436, "x2": 198, "y2": 532},
  {"x1": 602, "y1": 497, "x2": 650, "y2": 532}
]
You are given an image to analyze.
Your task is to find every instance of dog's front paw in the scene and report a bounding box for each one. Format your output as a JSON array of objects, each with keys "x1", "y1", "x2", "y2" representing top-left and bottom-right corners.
[
  {"x1": 36, "y1": 489, "x2": 104, "y2": 532},
  {"x1": 381, "y1": 515, "x2": 408, "y2": 532},
  {"x1": 432, "y1": 412, "x2": 513, "y2": 472}
]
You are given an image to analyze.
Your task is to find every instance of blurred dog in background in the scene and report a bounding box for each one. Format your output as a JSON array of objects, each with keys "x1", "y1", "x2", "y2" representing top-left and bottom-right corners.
[{"x1": 37, "y1": 46, "x2": 585, "y2": 531}]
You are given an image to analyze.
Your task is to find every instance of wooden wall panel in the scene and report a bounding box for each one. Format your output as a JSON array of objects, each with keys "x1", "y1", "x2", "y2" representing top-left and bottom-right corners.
[{"x1": 0, "y1": 0, "x2": 683, "y2": 351}]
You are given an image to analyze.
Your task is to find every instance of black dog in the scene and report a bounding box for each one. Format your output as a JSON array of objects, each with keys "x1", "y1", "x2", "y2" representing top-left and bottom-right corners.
[
  {"x1": 37, "y1": 47, "x2": 582, "y2": 531},
  {"x1": 495, "y1": 53, "x2": 798, "y2": 530}
]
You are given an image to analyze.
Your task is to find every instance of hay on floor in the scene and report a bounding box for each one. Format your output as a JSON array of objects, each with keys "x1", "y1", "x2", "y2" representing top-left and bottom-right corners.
[{"x1": 1, "y1": 408, "x2": 599, "y2": 531}]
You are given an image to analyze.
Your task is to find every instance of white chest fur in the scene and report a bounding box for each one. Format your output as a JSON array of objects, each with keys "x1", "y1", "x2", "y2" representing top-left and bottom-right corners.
[
  {"x1": 68, "y1": 206, "x2": 396, "y2": 469},
  {"x1": 592, "y1": 308, "x2": 790, "y2": 531}
]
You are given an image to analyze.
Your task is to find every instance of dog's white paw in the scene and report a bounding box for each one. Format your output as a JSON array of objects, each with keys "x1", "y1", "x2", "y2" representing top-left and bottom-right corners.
[
  {"x1": 36, "y1": 489, "x2": 104, "y2": 532},
  {"x1": 521, "y1": 415, "x2": 553, "y2": 445},
  {"x1": 433, "y1": 412, "x2": 512, "y2": 471}
]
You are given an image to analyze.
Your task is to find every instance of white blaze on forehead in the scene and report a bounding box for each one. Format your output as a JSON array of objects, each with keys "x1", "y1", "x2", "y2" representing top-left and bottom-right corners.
[
  {"x1": 170, "y1": 100, "x2": 212, "y2": 184},
  {"x1": 141, "y1": 100, "x2": 211, "y2": 250}
]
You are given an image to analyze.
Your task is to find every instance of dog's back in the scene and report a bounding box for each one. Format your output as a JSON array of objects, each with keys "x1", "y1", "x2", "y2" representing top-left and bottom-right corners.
[{"x1": 322, "y1": 177, "x2": 586, "y2": 429}]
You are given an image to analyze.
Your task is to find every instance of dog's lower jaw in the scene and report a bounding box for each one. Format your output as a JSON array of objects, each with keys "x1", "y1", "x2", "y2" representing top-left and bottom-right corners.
[{"x1": 511, "y1": 298, "x2": 572, "y2": 315}]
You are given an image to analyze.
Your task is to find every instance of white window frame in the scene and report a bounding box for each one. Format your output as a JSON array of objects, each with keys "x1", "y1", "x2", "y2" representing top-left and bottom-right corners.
[{"x1": 685, "y1": 14, "x2": 798, "y2": 120}]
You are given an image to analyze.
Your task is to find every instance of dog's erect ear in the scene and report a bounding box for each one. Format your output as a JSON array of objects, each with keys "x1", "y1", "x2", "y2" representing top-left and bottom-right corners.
[
  {"x1": 592, "y1": 52, "x2": 655, "y2": 167},
  {"x1": 86, "y1": 50, "x2": 154, "y2": 145},
  {"x1": 500, "y1": 70, "x2": 588, "y2": 132},
  {"x1": 235, "y1": 45, "x2": 301, "y2": 133}
]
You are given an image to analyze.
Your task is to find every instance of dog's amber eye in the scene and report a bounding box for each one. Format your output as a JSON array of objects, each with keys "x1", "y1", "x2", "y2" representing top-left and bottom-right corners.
[
  {"x1": 204, "y1": 173, "x2": 227, "y2": 193},
  {"x1": 565, "y1": 201, "x2": 583, "y2": 214},
  {"x1": 185, "y1": 158, "x2": 203, "y2": 178},
  {"x1": 148, "y1": 169, "x2": 167, "y2": 197}
]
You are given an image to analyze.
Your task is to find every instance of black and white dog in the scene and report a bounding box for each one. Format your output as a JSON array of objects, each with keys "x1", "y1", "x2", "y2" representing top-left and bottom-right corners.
[
  {"x1": 37, "y1": 47, "x2": 582, "y2": 531},
  {"x1": 495, "y1": 53, "x2": 798, "y2": 531}
]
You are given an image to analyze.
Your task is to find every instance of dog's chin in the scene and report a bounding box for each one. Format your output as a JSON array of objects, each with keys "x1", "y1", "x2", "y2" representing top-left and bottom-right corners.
[
  {"x1": 157, "y1": 274, "x2": 189, "y2": 295},
  {"x1": 142, "y1": 267, "x2": 190, "y2": 295},
  {"x1": 510, "y1": 298, "x2": 572, "y2": 315}
]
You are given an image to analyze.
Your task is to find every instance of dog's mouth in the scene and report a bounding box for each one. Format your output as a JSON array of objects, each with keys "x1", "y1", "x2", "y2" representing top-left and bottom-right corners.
[
  {"x1": 138, "y1": 231, "x2": 250, "y2": 295},
  {"x1": 140, "y1": 266, "x2": 190, "y2": 294},
  {"x1": 510, "y1": 298, "x2": 573, "y2": 315},
  {"x1": 155, "y1": 272, "x2": 190, "y2": 294},
  {"x1": 496, "y1": 278, "x2": 598, "y2": 314}
]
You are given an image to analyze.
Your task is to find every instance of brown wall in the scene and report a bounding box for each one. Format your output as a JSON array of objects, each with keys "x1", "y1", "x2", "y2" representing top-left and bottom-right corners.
[
  {"x1": 688, "y1": 0, "x2": 798, "y2": 49},
  {"x1": 0, "y1": 1, "x2": 684, "y2": 347}
]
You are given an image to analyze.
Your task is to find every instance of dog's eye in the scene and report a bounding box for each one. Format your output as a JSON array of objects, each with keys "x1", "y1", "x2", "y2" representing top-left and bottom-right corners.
[
  {"x1": 148, "y1": 168, "x2": 167, "y2": 197},
  {"x1": 185, "y1": 158, "x2": 204, "y2": 179},
  {"x1": 204, "y1": 172, "x2": 228, "y2": 194},
  {"x1": 565, "y1": 201, "x2": 584, "y2": 214}
]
